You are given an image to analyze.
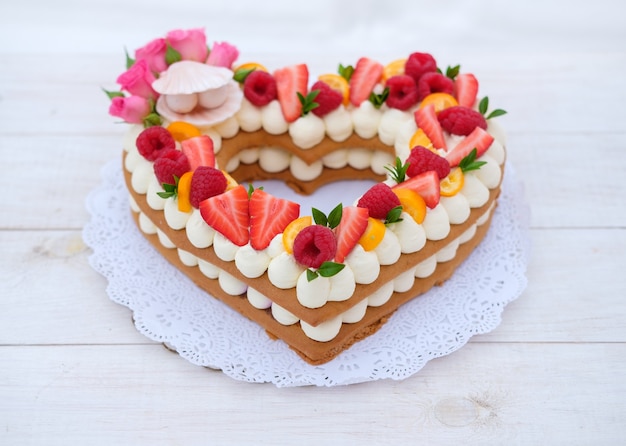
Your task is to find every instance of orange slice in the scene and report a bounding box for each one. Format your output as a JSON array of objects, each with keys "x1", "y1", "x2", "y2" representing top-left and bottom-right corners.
[
  {"x1": 234, "y1": 62, "x2": 268, "y2": 73},
  {"x1": 392, "y1": 188, "x2": 427, "y2": 224},
  {"x1": 358, "y1": 217, "x2": 386, "y2": 251},
  {"x1": 221, "y1": 170, "x2": 239, "y2": 191},
  {"x1": 408, "y1": 128, "x2": 434, "y2": 151},
  {"x1": 317, "y1": 73, "x2": 350, "y2": 106},
  {"x1": 166, "y1": 121, "x2": 202, "y2": 142},
  {"x1": 382, "y1": 58, "x2": 407, "y2": 83},
  {"x1": 419, "y1": 92, "x2": 458, "y2": 112},
  {"x1": 440, "y1": 167, "x2": 465, "y2": 197},
  {"x1": 282, "y1": 216, "x2": 313, "y2": 254},
  {"x1": 176, "y1": 171, "x2": 194, "y2": 213}
]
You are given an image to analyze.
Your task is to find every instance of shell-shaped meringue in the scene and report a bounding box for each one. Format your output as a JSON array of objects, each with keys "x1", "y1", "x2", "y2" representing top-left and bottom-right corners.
[{"x1": 152, "y1": 61, "x2": 233, "y2": 95}]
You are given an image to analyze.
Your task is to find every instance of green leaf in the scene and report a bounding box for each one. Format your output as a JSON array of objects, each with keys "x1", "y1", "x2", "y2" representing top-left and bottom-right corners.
[
  {"x1": 369, "y1": 87, "x2": 389, "y2": 109},
  {"x1": 298, "y1": 90, "x2": 321, "y2": 116},
  {"x1": 124, "y1": 47, "x2": 135, "y2": 69},
  {"x1": 312, "y1": 207, "x2": 327, "y2": 226},
  {"x1": 478, "y1": 96, "x2": 489, "y2": 115},
  {"x1": 246, "y1": 183, "x2": 262, "y2": 198},
  {"x1": 445, "y1": 64, "x2": 460, "y2": 80},
  {"x1": 157, "y1": 181, "x2": 178, "y2": 199},
  {"x1": 316, "y1": 261, "x2": 345, "y2": 278},
  {"x1": 459, "y1": 148, "x2": 487, "y2": 172},
  {"x1": 385, "y1": 205, "x2": 404, "y2": 224},
  {"x1": 233, "y1": 67, "x2": 255, "y2": 83},
  {"x1": 327, "y1": 203, "x2": 343, "y2": 229},
  {"x1": 384, "y1": 157, "x2": 409, "y2": 184},
  {"x1": 486, "y1": 109, "x2": 507, "y2": 119},
  {"x1": 103, "y1": 88, "x2": 125, "y2": 100},
  {"x1": 143, "y1": 113, "x2": 162, "y2": 128},
  {"x1": 165, "y1": 44, "x2": 182, "y2": 66},
  {"x1": 306, "y1": 269, "x2": 319, "y2": 282},
  {"x1": 338, "y1": 63, "x2": 354, "y2": 81}
]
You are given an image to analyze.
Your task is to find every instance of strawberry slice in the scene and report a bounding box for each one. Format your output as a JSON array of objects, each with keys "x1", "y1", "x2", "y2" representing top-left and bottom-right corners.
[
  {"x1": 199, "y1": 185, "x2": 250, "y2": 246},
  {"x1": 349, "y1": 57, "x2": 383, "y2": 107},
  {"x1": 249, "y1": 188, "x2": 300, "y2": 250},
  {"x1": 181, "y1": 135, "x2": 215, "y2": 170},
  {"x1": 273, "y1": 64, "x2": 309, "y2": 123},
  {"x1": 334, "y1": 206, "x2": 369, "y2": 263},
  {"x1": 444, "y1": 126, "x2": 494, "y2": 167},
  {"x1": 414, "y1": 104, "x2": 447, "y2": 150},
  {"x1": 454, "y1": 73, "x2": 479, "y2": 108},
  {"x1": 393, "y1": 170, "x2": 440, "y2": 209}
]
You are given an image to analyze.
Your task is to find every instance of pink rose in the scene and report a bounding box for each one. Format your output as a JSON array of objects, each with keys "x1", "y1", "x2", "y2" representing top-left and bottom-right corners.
[
  {"x1": 166, "y1": 28, "x2": 208, "y2": 62},
  {"x1": 116, "y1": 60, "x2": 158, "y2": 99},
  {"x1": 135, "y1": 37, "x2": 168, "y2": 74},
  {"x1": 206, "y1": 41, "x2": 239, "y2": 68},
  {"x1": 109, "y1": 95, "x2": 151, "y2": 124}
]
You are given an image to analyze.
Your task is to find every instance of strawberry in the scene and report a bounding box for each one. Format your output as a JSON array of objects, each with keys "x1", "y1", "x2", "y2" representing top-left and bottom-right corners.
[
  {"x1": 385, "y1": 75, "x2": 419, "y2": 110},
  {"x1": 199, "y1": 185, "x2": 250, "y2": 246},
  {"x1": 136, "y1": 126, "x2": 176, "y2": 161},
  {"x1": 393, "y1": 170, "x2": 440, "y2": 209},
  {"x1": 414, "y1": 104, "x2": 447, "y2": 150},
  {"x1": 273, "y1": 64, "x2": 309, "y2": 122},
  {"x1": 349, "y1": 57, "x2": 383, "y2": 107},
  {"x1": 249, "y1": 188, "x2": 300, "y2": 250},
  {"x1": 189, "y1": 166, "x2": 227, "y2": 208},
  {"x1": 444, "y1": 126, "x2": 494, "y2": 167},
  {"x1": 153, "y1": 149, "x2": 191, "y2": 185},
  {"x1": 356, "y1": 183, "x2": 401, "y2": 220},
  {"x1": 293, "y1": 225, "x2": 337, "y2": 268},
  {"x1": 243, "y1": 70, "x2": 277, "y2": 106},
  {"x1": 181, "y1": 135, "x2": 215, "y2": 170},
  {"x1": 454, "y1": 73, "x2": 479, "y2": 108},
  {"x1": 404, "y1": 52, "x2": 437, "y2": 84},
  {"x1": 406, "y1": 146, "x2": 450, "y2": 179},
  {"x1": 334, "y1": 206, "x2": 369, "y2": 263},
  {"x1": 417, "y1": 72, "x2": 455, "y2": 101},
  {"x1": 310, "y1": 81, "x2": 343, "y2": 117},
  {"x1": 438, "y1": 105, "x2": 487, "y2": 136}
]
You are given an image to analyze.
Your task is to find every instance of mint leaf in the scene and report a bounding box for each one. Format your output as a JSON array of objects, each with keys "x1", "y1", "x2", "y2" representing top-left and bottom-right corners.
[
  {"x1": 157, "y1": 181, "x2": 178, "y2": 199},
  {"x1": 338, "y1": 63, "x2": 354, "y2": 81},
  {"x1": 297, "y1": 90, "x2": 321, "y2": 116},
  {"x1": 327, "y1": 203, "x2": 343, "y2": 229},
  {"x1": 312, "y1": 207, "x2": 327, "y2": 226},
  {"x1": 478, "y1": 96, "x2": 489, "y2": 115},
  {"x1": 233, "y1": 67, "x2": 255, "y2": 83},
  {"x1": 486, "y1": 109, "x2": 507, "y2": 119},
  {"x1": 385, "y1": 205, "x2": 404, "y2": 224},
  {"x1": 445, "y1": 64, "x2": 460, "y2": 80},
  {"x1": 317, "y1": 262, "x2": 345, "y2": 278},
  {"x1": 369, "y1": 87, "x2": 389, "y2": 109},
  {"x1": 384, "y1": 157, "x2": 409, "y2": 184},
  {"x1": 143, "y1": 113, "x2": 162, "y2": 128},
  {"x1": 459, "y1": 148, "x2": 487, "y2": 172},
  {"x1": 306, "y1": 269, "x2": 319, "y2": 282}
]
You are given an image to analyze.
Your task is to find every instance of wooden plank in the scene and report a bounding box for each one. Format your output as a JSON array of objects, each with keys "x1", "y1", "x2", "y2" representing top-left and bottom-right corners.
[{"x1": 1, "y1": 342, "x2": 625, "y2": 444}]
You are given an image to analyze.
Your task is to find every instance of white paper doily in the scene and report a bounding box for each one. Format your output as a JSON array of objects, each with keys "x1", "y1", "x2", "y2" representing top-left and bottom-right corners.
[{"x1": 83, "y1": 160, "x2": 530, "y2": 387}]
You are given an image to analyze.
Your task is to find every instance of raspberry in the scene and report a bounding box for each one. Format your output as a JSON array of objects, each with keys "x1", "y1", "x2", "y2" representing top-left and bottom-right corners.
[
  {"x1": 189, "y1": 166, "x2": 228, "y2": 208},
  {"x1": 243, "y1": 70, "x2": 277, "y2": 106},
  {"x1": 406, "y1": 146, "x2": 451, "y2": 179},
  {"x1": 310, "y1": 81, "x2": 343, "y2": 117},
  {"x1": 293, "y1": 225, "x2": 337, "y2": 268},
  {"x1": 417, "y1": 72, "x2": 455, "y2": 101},
  {"x1": 404, "y1": 52, "x2": 437, "y2": 84},
  {"x1": 357, "y1": 183, "x2": 401, "y2": 220},
  {"x1": 153, "y1": 149, "x2": 191, "y2": 185},
  {"x1": 136, "y1": 126, "x2": 176, "y2": 161},
  {"x1": 437, "y1": 106, "x2": 487, "y2": 136},
  {"x1": 385, "y1": 75, "x2": 418, "y2": 110}
]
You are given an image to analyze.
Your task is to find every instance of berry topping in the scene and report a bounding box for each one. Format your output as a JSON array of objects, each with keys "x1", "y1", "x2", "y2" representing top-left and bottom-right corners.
[
  {"x1": 393, "y1": 170, "x2": 441, "y2": 209},
  {"x1": 274, "y1": 64, "x2": 309, "y2": 122},
  {"x1": 136, "y1": 126, "x2": 176, "y2": 161},
  {"x1": 282, "y1": 216, "x2": 313, "y2": 254},
  {"x1": 414, "y1": 104, "x2": 447, "y2": 150},
  {"x1": 153, "y1": 149, "x2": 191, "y2": 185},
  {"x1": 293, "y1": 225, "x2": 337, "y2": 269},
  {"x1": 349, "y1": 57, "x2": 384, "y2": 107},
  {"x1": 243, "y1": 70, "x2": 278, "y2": 107},
  {"x1": 406, "y1": 146, "x2": 451, "y2": 179},
  {"x1": 438, "y1": 106, "x2": 487, "y2": 136},
  {"x1": 317, "y1": 73, "x2": 350, "y2": 106},
  {"x1": 357, "y1": 183, "x2": 401, "y2": 220},
  {"x1": 199, "y1": 185, "x2": 250, "y2": 246},
  {"x1": 249, "y1": 188, "x2": 300, "y2": 250},
  {"x1": 334, "y1": 206, "x2": 369, "y2": 263},
  {"x1": 444, "y1": 126, "x2": 494, "y2": 168},
  {"x1": 310, "y1": 81, "x2": 343, "y2": 117},
  {"x1": 181, "y1": 135, "x2": 215, "y2": 171},
  {"x1": 404, "y1": 52, "x2": 437, "y2": 84},
  {"x1": 385, "y1": 75, "x2": 419, "y2": 110},
  {"x1": 189, "y1": 166, "x2": 228, "y2": 208},
  {"x1": 454, "y1": 73, "x2": 479, "y2": 108},
  {"x1": 417, "y1": 72, "x2": 455, "y2": 101}
]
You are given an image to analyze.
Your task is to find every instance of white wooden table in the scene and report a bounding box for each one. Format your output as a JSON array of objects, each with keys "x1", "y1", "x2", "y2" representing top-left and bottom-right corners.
[{"x1": 2, "y1": 1, "x2": 625, "y2": 444}]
